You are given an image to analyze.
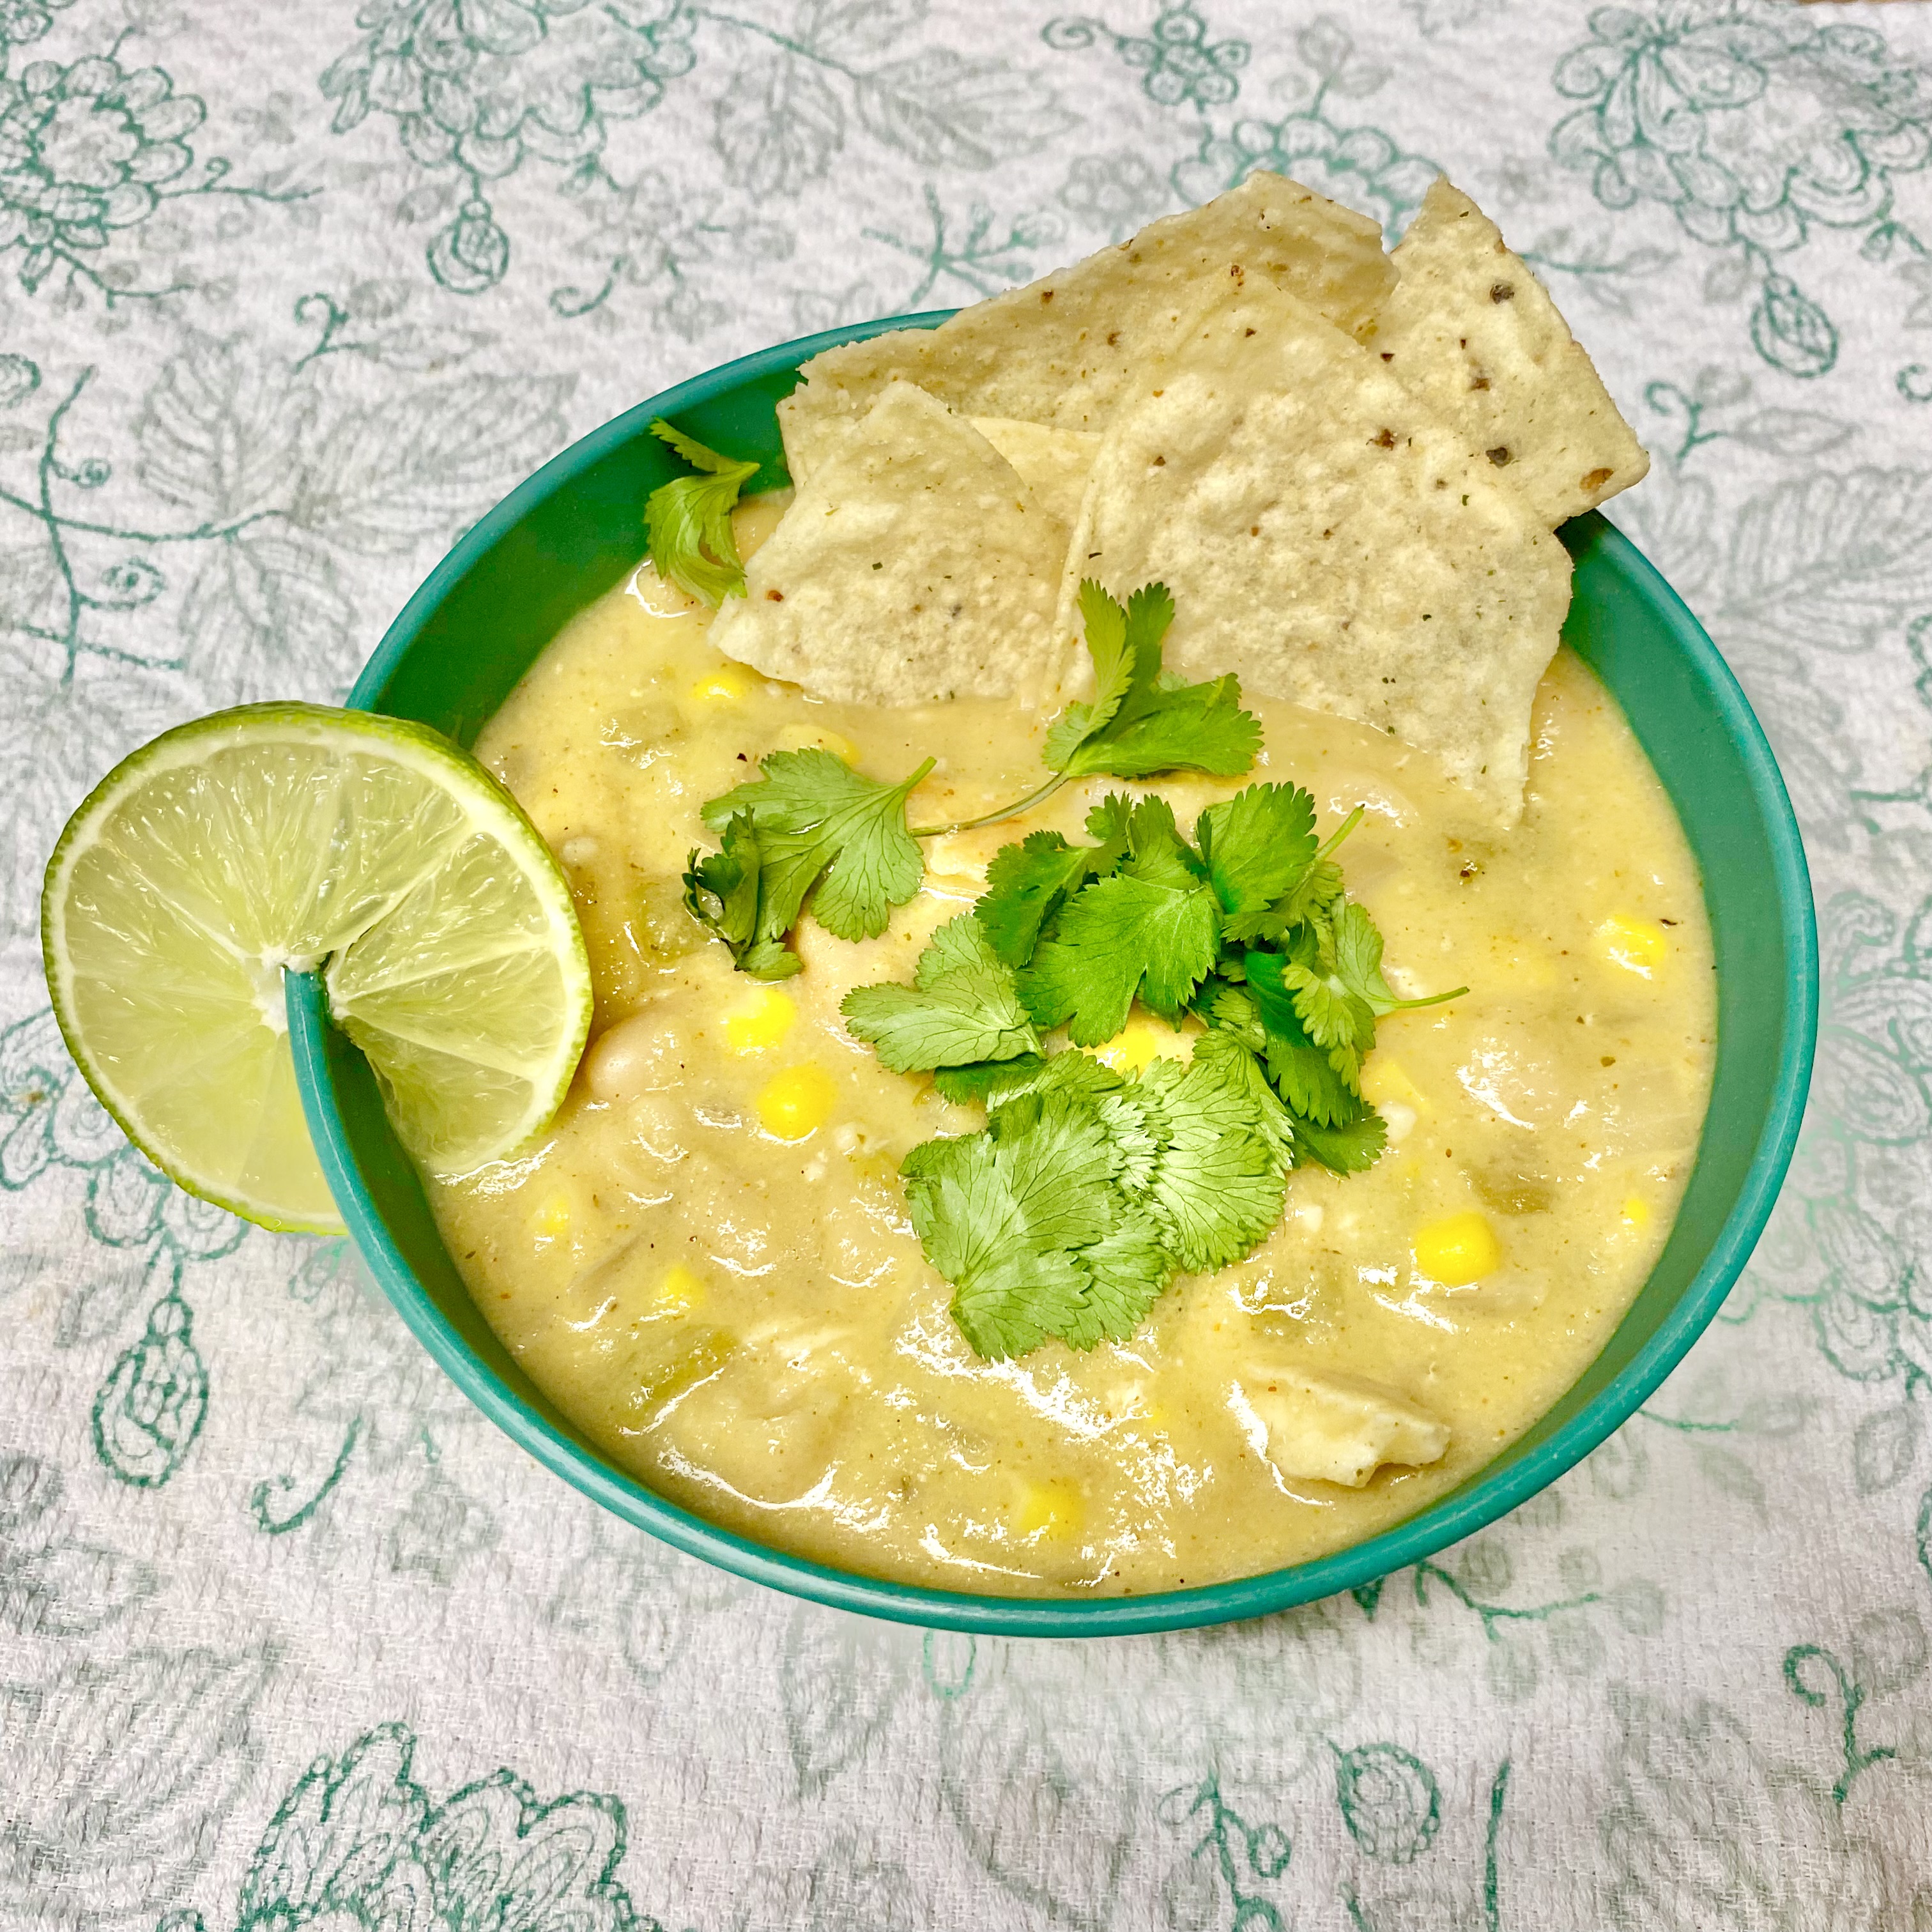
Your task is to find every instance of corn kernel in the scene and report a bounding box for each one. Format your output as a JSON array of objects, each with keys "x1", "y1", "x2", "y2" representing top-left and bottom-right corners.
[
  {"x1": 758, "y1": 1064, "x2": 835, "y2": 1140},
  {"x1": 774, "y1": 722, "x2": 859, "y2": 762},
  {"x1": 724, "y1": 985, "x2": 796, "y2": 1054},
  {"x1": 1360, "y1": 1055, "x2": 1427, "y2": 1112},
  {"x1": 1096, "y1": 1017, "x2": 1188, "y2": 1075},
  {"x1": 530, "y1": 1190, "x2": 572, "y2": 1239},
  {"x1": 1621, "y1": 1195, "x2": 1651, "y2": 1229},
  {"x1": 1011, "y1": 1478, "x2": 1083, "y2": 1540},
  {"x1": 1596, "y1": 914, "x2": 1667, "y2": 977},
  {"x1": 1413, "y1": 1210, "x2": 1503, "y2": 1287},
  {"x1": 657, "y1": 1264, "x2": 705, "y2": 1313},
  {"x1": 687, "y1": 661, "x2": 760, "y2": 705}
]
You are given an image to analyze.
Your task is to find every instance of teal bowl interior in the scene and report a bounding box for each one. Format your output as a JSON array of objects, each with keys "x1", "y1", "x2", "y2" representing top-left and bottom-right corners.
[{"x1": 289, "y1": 317, "x2": 1818, "y2": 1637}]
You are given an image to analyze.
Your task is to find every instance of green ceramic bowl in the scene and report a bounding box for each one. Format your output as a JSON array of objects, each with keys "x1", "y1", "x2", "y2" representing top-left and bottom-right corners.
[{"x1": 288, "y1": 317, "x2": 1818, "y2": 1636}]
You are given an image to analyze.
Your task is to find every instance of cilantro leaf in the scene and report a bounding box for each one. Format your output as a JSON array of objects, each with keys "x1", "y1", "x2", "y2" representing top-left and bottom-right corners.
[
  {"x1": 700, "y1": 748, "x2": 933, "y2": 943},
  {"x1": 1045, "y1": 581, "x2": 1261, "y2": 780},
  {"x1": 1280, "y1": 921, "x2": 1379, "y2": 1059},
  {"x1": 901, "y1": 1086, "x2": 1131, "y2": 1360},
  {"x1": 1335, "y1": 898, "x2": 1397, "y2": 1015},
  {"x1": 1133, "y1": 1046, "x2": 1292, "y2": 1271},
  {"x1": 1092, "y1": 674, "x2": 1262, "y2": 781},
  {"x1": 1245, "y1": 949, "x2": 1362, "y2": 1124},
  {"x1": 1040, "y1": 579, "x2": 1140, "y2": 765},
  {"x1": 645, "y1": 420, "x2": 759, "y2": 605},
  {"x1": 1121, "y1": 794, "x2": 1203, "y2": 882},
  {"x1": 931, "y1": 1054, "x2": 1048, "y2": 1106},
  {"x1": 1085, "y1": 793, "x2": 1135, "y2": 848},
  {"x1": 1255, "y1": 857, "x2": 1346, "y2": 941},
  {"x1": 1197, "y1": 783, "x2": 1319, "y2": 918},
  {"x1": 1195, "y1": 963, "x2": 1384, "y2": 1173},
  {"x1": 1186, "y1": 1029, "x2": 1298, "y2": 1167},
  {"x1": 842, "y1": 916, "x2": 1041, "y2": 1072},
  {"x1": 952, "y1": 1248, "x2": 1094, "y2": 1362},
  {"x1": 932, "y1": 1041, "x2": 1142, "y2": 1110},
  {"x1": 1332, "y1": 898, "x2": 1468, "y2": 1017},
  {"x1": 1280, "y1": 899, "x2": 1466, "y2": 1066},
  {"x1": 680, "y1": 813, "x2": 800, "y2": 981},
  {"x1": 1019, "y1": 866, "x2": 1221, "y2": 1043},
  {"x1": 1194, "y1": 976, "x2": 1266, "y2": 1047},
  {"x1": 1060, "y1": 1222, "x2": 1171, "y2": 1350},
  {"x1": 904, "y1": 1035, "x2": 1314, "y2": 1358},
  {"x1": 975, "y1": 824, "x2": 1126, "y2": 969},
  {"x1": 1287, "y1": 1101, "x2": 1388, "y2": 1177},
  {"x1": 682, "y1": 811, "x2": 757, "y2": 951}
]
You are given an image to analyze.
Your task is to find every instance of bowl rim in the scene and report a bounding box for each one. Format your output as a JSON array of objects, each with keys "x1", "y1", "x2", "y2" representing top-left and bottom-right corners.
[{"x1": 296, "y1": 317, "x2": 1820, "y2": 1637}]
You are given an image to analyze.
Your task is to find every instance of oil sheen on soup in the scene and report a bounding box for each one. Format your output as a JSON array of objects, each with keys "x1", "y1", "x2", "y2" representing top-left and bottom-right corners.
[{"x1": 429, "y1": 498, "x2": 1715, "y2": 1597}]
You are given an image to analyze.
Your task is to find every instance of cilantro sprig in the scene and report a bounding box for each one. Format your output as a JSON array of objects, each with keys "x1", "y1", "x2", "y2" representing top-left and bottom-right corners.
[
  {"x1": 645, "y1": 420, "x2": 759, "y2": 604},
  {"x1": 841, "y1": 778, "x2": 1464, "y2": 1358},
  {"x1": 673, "y1": 572, "x2": 1466, "y2": 1361},
  {"x1": 898, "y1": 1039, "x2": 1291, "y2": 1359},
  {"x1": 1042, "y1": 581, "x2": 1261, "y2": 781},
  {"x1": 842, "y1": 916, "x2": 1040, "y2": 1071},
  {"x1": 684, "y1": 748, "x2": 933, "y2": 970},
  {"x1": 683, "y1": 580, "x2": 1261, "y2": 977}
]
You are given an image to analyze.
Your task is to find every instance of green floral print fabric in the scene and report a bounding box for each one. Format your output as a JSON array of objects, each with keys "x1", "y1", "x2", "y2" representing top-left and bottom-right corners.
[{"x1": 2, "y1": 2, "x2": 1931, "y2": 1926}]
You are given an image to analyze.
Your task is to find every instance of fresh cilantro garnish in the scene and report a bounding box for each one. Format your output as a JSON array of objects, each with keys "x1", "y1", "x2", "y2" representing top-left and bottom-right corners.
[
  {"x1": 671, "y1": 567, "x2": 1469, "y2": 1356},
  {"x1": 1018, "y1": 850, "x2": 1222, "y2": 1044},
  {"x1": 1279, "y1": 900, "x2": 1463, "y2": 1070},
  {"x1": 1284, "y1": 1103, "x2": 1388, "y2": 1176},
  {"x1": 681, "y1": 812, "x2": 799, "y2": 981},
  {"x1": 845, "y1": 769, "x2": 1467, "y2": 1348},
  {"x1": 1045, "y1": 581, "x2": 1262, "y2": 780},
  {"x1": 841, "y1": 916, "x2": 1041, "y2": 1072},
  {"x1": 901, "y1": 1085, "x2": 1134, "y2": 1358},
  {"x1": 974, "y1": 812, "x2": 1128, "y2": 968},
  {"x1": 931, "y1": 1054, "x2": 1048, "y2": 1105},
  {"x1": 1199, "y1": 781, "x2": 1319, "y2": 940},
  {"x1": 683, "y1": 582, "x2": 1256, "y2": 964},
  {"x1": 1134, "y1": 1041, "x2": 1293, "y2": 1271},
  {"x1": 645, "y1": 420, "x2": 760, "y2": 606},
  {"x1": 1259, "y1": 855, "x2": 1346, "y2": 940},
  {"x1": 899, "y1": 1038, "x2": 1291, "y2": 1358},
  {"x1": 700, "y1": 747, "x2": 933, "y2": 945},
  {"x1": 1242, "y1": 949, "x2": 1363, "y2": 1124}
]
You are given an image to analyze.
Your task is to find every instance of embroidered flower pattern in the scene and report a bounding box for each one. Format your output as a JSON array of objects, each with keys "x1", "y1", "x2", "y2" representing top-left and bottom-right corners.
[
  {"x1": 1043, "y1": 3, "x2": 1248, "y2": 111},
  {"x1": 321, "y1": 0, "x2": 699, "y2": 293},
  {"x1": 0, "y1": 56, "x2": 203, "y2": 291},
  {"x1": 0, "y1": 0, "x2": 73, "y2": 49},
  {"x1": 1551, "y1": 4, "x2": 1932, "y2": 375}
]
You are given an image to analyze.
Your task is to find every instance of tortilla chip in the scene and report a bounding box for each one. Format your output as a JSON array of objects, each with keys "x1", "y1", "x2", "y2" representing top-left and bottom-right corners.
[
  {"x1": 1057, "y1": 275, "x2": 1573, "y2": 824},
  {"x1": 774, "y1": 383, "x2": 845, "y2": 487},
  {"x1": 1367, "y1": 178, "x2": 1648, "y2": 526},
  {"x1": 781, "y1": 172, "x2": 1395, "y2": 460},
  {"x1": 967, "y1": 417, "x2": 1100, "y2": 528},
  {"x1": 774, "y1": 397, "x2": 1099, "y2": 528},
  {"x1": 711, "y1": 383, "x2": 1072, "y2": 707}
]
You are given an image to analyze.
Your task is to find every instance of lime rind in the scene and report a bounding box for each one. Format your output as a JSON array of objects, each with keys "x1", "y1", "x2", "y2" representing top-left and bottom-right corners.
[{"x1": 42, "y1": 702, "x2": 592, "y2": 1236}]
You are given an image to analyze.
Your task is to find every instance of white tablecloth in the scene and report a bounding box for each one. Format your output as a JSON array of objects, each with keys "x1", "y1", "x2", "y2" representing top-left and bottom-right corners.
[{"x1": 5, "y1": 1, "x2": 1932, "y2": 1923}]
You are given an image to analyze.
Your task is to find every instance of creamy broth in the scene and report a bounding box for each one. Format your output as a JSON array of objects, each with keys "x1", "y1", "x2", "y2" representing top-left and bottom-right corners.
[{"x1": 429, "y1": 495, "x2": 1714, "y2": 1597}]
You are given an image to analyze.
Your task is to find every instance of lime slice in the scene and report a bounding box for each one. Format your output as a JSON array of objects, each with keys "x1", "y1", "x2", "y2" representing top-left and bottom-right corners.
[{"x1": 42, "y1": 703, "x2": 592, "y2": 1234}]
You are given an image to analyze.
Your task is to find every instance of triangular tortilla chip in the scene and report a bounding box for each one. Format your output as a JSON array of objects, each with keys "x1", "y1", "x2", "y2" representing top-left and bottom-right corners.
[
  {"x1": 967, "y1": 418, "x2": 1099, "y2": 528},
  {"x1": 1367, "y1": 178, "x2": 1648, "y2": 526},
  {"x1": 1056, "y1": 275, "x2": 1573, "y2": 824},
  {"x1": 711, "y1": 383, "x2": 1072, "y2": 707},
  {"x1": 774, "y1": 400, "x2": 1099, "y2": 526},
  {"x1": 779, "y1": 172, "x2": 1394, "y2": 462}
]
